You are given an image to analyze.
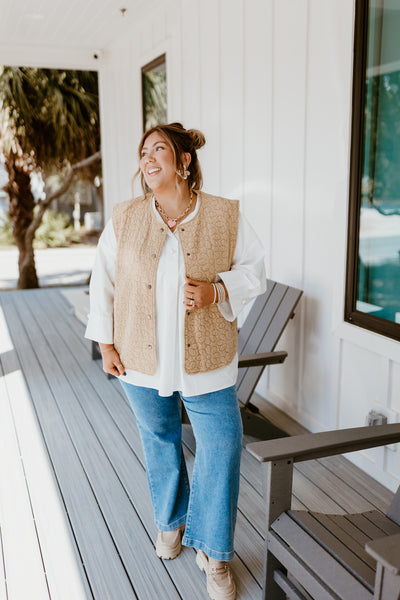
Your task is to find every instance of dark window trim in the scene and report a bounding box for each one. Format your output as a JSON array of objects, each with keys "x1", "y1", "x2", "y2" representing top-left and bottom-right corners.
[
  {"x1": 345, "y1": 0, "x2": 400, "y2": 342},
  {"x1": 141, "y1": 53, "x2": 166, "y2": 133}
]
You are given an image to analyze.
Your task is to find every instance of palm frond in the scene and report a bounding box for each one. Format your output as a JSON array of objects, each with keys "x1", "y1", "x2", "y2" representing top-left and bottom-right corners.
[{"x1": 0, "y1": 66, "x2": 100, "y2": 172}]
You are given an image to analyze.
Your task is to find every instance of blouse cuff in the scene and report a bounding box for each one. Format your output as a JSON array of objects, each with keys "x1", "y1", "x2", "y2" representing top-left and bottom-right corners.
[
  {"x1": 217, "y1": 270, "x2": 266, "y2": 321},
  {"x1": 85, "y1": 313, "x2": 114, "y2": 344}
]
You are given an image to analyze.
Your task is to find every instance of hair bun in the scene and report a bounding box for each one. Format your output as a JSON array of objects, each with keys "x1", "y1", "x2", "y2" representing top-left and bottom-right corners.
[{"x1": 188, "y1": 128, "x2": 206, "y2": 150}]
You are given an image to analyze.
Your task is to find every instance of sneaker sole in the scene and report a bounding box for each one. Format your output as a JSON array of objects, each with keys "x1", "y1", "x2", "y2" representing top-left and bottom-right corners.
[{"x1": 156, "y1": 547, "x2": 182, "y2": 560}]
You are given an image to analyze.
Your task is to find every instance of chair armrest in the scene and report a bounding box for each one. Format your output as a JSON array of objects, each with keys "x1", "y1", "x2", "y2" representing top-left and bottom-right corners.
[
  {"x1": 366, "y1": 533, "x2": 400, "y2": 575},
  {"x1": 238, "y1": 351, "x2": 287, "y2": 368},
  {"x1": 246, "y1": 423, "x2": 400, "y2": 463}
]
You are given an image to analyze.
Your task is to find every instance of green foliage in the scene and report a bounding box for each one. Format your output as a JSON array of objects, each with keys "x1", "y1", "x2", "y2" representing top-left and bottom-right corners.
[
  {"x1": 0, "y1": 65, "x2": 101, "y2": 288},
  {"x1": 143, "y1": 66, "x2": 167, "y2": 131},
  {"x1": 0, "y1": 211, "x2": 14, "y2": 245},
  {"x1": 0, "y1": 208, "x2": 81, "y2": 248},
  {"x1": 33, "y1": 208, "x2": 80, "y2": 248},
  {"x1": 363, "y1": 70, "x2": 400, "y2": 205},
  {"x1": 0, "y1": 66, "x2": 100, "y2": 176}
]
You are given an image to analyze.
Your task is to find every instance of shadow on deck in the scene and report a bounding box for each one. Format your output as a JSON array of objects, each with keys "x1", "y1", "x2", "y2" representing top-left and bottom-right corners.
[{"x1": 0, "y1": 288, "x2": 394, "y2": 599}]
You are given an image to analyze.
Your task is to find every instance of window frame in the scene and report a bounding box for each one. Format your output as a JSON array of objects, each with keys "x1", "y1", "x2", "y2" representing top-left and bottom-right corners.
[
  {"x1": 345, "y1": 0, "x2": 400, "y2": 342},
  {"x1": 141, "y1": 53, "x2": 167, "y2": 133}
]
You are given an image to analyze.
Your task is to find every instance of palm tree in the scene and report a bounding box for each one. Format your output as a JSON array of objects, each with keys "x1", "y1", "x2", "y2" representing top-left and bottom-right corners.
[{"x1": 0, "y1": 67, "x2": 101, "y2": 288}]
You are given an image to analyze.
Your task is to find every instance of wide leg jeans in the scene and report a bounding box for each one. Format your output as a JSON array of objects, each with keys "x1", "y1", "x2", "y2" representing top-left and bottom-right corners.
[{"x1": 120, "y1": 382, "x2": 243, "y2": 561}]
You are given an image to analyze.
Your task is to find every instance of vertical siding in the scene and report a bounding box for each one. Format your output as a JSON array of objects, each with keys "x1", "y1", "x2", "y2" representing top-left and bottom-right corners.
[
  {"x1": 199, "y1": 0, "x2": 221, "y2": 193},
  {"x1": 219, "y1": 0, "x2": 244, "y2": 199},
  {"x1": 180, "y1": 0, "x2": 201, "y2": 127},
  {"x1": 242, "y1": 0, "x2": 272, "y2": 258},
  {"x1": 166, "y1": 4, "x2": 182, "y2": 121},
  {"x1": 265, "y1": 0, "x2": 309, "y2": 417},
  {"x1": 99, "y1": 49, "x2": 121, "y2": 213},
  {"x1": 301, "y1": 0, "x2": 350, "y2": 429},
  {"x1": 101, "y1": 0, "x2": 400, "y2": 490}
]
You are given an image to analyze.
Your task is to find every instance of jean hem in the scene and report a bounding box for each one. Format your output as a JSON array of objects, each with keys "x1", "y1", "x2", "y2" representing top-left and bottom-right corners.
[
  {"x1": 156, "y1": 514, "x2": 187, "y2": 532},
  {"x1": 182, "y1": 536, "x2": 234, "y2": 561}
]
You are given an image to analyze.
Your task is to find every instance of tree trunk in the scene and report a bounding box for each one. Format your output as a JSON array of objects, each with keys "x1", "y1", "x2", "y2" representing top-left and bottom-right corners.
[
  {"x1": 4, "y1": 150, "x2": 101, "y2": 289},
  {"x1": 17, "y1": 244, "x2": 39, "y2": 289},
  {"x1": 6, "y1": 158, "x2": 40, "y2": 289}
]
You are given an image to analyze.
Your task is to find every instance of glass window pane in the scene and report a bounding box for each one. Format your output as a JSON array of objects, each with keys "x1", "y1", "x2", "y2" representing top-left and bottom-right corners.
[
  {"x1": 142, "y1": 55, "x2": 167, "y2": 132},
  {"x1": 356, "y1": 0, "x2": 400, "y2": 326}
]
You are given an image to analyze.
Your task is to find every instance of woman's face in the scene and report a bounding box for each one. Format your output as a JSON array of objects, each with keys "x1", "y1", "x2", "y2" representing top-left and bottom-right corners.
[{"x1": 139, "y1": 132, "x2": 177, "y2": 193}]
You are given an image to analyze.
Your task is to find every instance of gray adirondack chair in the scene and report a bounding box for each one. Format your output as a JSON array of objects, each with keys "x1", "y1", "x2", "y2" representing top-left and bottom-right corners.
[
  {"x1": 182, "y1": 278, "x2": 303, "y2": 438},
  {"x1": 247, "y1": 424, "x2": 400, "y2": 600},
  {"x1": 236, "y1": 278, "x2": 302, "y2": 438}
]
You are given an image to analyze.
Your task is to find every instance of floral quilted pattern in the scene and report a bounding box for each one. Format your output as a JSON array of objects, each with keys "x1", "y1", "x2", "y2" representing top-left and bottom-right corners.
[{"x1": 112, "y1": 191, "x2": 239, "y2": 375}]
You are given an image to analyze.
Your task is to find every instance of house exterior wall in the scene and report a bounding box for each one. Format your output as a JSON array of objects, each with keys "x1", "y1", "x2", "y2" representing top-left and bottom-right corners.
[{"x1": 99, "y1": 0, "x2": 400, "y2": 491}]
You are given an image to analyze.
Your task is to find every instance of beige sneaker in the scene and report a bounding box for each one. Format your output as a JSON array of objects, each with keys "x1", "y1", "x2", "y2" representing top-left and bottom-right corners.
[
  {"x1": 196, "y1": 550, "x2": 237, "y2": 600},
  {"x1": 155, "y1": 524, "x2": 185, "y2": 559}
]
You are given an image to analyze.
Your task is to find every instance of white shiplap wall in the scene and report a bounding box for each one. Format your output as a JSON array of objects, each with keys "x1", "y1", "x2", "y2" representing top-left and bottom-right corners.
[{"x1": 100, "y1": 0, "x2": 400, "y2": 490}]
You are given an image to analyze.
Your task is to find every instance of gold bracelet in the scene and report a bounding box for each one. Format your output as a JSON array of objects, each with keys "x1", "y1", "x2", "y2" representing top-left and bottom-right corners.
[
  {"x1": 212, "y1": 283, "x2": 217, "y2": 304},
  {"x1": 215, "y1": 281, "x2": 226, "y2": 304}
]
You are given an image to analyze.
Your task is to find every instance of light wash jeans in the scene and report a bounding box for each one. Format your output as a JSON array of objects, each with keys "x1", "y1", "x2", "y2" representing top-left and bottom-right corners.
[{"x1": 120, "y1": 382, "x2": 243, "y2": 561}]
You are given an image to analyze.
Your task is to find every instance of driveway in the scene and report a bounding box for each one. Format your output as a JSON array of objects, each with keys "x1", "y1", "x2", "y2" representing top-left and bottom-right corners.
[{"x1": 0, "y1": 246, "x2": 97, "y2": 290}]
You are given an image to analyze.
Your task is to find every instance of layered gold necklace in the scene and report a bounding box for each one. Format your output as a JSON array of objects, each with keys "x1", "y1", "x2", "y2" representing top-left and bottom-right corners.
[{"x1": 154, "y1": 190, "x2": 193, "y2": 229}]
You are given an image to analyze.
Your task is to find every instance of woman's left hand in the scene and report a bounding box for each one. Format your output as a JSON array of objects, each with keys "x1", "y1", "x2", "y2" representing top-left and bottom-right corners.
[{"x1": 184, "y1": 277, "x2": 215, "y2": 310}]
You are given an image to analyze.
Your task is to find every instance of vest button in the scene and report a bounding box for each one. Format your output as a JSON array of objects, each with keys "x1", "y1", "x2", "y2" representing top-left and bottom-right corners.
[
  {"x1": 147, "y1": 284, "x2": 152, "y2": 289},
  {"x1": 187, "y1": 311, "x2": 190, "y2": 316},
  {"x1": 151, "y1": 253, "x2": 156, "y2": 259},
  {"x1": 180, "y1": 228, "x2": 185, "y2": 232},
  {"x1": 147, "y1": 314, "x2": 151, "y2": 319},
  {"x1": 187, "y1": 343, "x2": 190, "y2": 347},
  {"x1": 147, "y1": 344, "x2": 153, "y2": 349},
  {"x1": 187, "y1": 252, "x2": 190, "y2": 256},
  {"x1": 160, "y1": 227, "x2": 164, "y2": 232}
]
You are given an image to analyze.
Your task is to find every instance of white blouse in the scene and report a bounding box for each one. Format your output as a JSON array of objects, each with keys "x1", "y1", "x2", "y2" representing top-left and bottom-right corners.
[{"x1": 85, "y1": 196, "x2": 266, "y2": 397}]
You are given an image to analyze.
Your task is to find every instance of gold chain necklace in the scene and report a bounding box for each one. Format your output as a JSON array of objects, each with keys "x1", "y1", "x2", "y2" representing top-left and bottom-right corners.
[{"x1": 154, "y1": 190, "x2": 193, "y2": 229}]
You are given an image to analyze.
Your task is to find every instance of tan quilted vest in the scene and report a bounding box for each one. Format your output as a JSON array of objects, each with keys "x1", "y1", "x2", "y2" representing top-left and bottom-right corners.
[{"x1": 112, "y1": 190, "x2": 239, "y2": 375}]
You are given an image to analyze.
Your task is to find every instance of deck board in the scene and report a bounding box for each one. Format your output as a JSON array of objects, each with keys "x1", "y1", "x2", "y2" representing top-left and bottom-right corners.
[
  {"x1": 0, "y1": 353, "x2": 50, "y2": 600},
  {"x1": 1, "y1": 292, "x2": 138, "y2": 600},
  {"x1": 0, "y1": 302, "x2": 91, "y2": 600},
  {"x1": 44, "y1": 288, "x2": 262, "y2": 599},
  {"x1": 10, "y1": 290, "x2": 183, "y2": 600},
  {"x1": 295, "y1": 460, "x2": 376, "y2": 514},
  {"x1": 319, "y1": 455, "x2": 393, "y2": 513},
  {"x1": 30, "y1": 289, "x2": 215, "y2": 600},
  {"x1": 0, "y1": 286, "x2": 395, "y2": 600}
]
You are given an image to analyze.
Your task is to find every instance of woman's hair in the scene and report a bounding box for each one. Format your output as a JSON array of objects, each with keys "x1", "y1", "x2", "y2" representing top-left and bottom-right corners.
[{"x1": 136, "y1": 122, "x2": 206, "y2": 194}]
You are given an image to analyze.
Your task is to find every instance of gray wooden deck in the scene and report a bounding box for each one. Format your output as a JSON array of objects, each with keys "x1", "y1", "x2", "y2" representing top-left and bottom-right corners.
[{"x1": 0, "y1": 287, "x2": 394, "y2": 600}]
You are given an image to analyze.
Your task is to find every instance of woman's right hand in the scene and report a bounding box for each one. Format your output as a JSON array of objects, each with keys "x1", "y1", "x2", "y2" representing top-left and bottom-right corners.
[{"x1": 98, "y1": 343, "x2": 126, "y2": 377}]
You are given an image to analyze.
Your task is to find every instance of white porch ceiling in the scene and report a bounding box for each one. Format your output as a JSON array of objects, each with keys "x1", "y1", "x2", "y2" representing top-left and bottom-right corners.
[{"x1": 0, "y1": 0, "x2": 152, "y2": 52}]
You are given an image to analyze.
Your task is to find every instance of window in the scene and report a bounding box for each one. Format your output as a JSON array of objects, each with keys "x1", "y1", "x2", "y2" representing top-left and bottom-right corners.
[
  {"x1": 141, "y1": 54, "x2": 167, "y2": 132},
  {"x1": 346, "y1": 0, "x2": 400, "y2": 341}
]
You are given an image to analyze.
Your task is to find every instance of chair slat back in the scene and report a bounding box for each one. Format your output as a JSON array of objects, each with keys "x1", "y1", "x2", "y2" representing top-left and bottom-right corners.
[
  {"x1": 387, "y1": 485, "x2": 400, "y2": 526},
  {"x1": 237, "y1": 279, "x2": 302, "y2": 406},
  {"x1": 237, "y1": 286, "x2": 275, "y2": 355}
]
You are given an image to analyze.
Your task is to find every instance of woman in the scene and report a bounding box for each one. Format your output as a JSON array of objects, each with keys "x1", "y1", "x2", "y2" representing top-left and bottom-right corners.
[{"x1": 85, "y1": 122, "x2": 266, "y2": 600}]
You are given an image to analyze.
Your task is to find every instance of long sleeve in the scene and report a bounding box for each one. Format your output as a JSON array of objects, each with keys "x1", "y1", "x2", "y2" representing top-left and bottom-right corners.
[
  {"x1": 84, "y1": 219, "x2": 117, "y2": 344},
  {"x1": 217, "y1": 212, "x2": 267, "y2": 321}
]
